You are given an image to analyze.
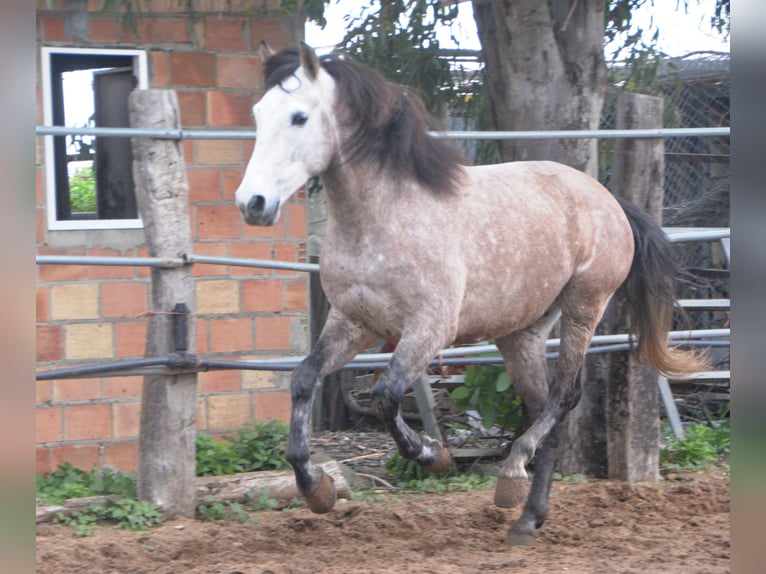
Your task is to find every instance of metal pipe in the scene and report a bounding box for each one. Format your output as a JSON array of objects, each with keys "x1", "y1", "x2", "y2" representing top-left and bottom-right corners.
[
  {"x1": 35, "y1": 338, "x2": 728, "y2": 381},
  {"x1": 430, "y1": 127, "x2": 731, "y2": 140},
  {"x1": 36, "y1": 125, "x2": 730, "y2": 141},
  {"x1": 35, "y1": 254, "x2": 185, "y2": 268},
  {"x1": 184, "y1": 253, "x2": 319, "y2": 273}
]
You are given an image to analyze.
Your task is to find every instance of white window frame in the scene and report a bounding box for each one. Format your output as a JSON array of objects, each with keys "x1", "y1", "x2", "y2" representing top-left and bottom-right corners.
[{"x1": 41, "y1": 47, "x2": 148, "y2": 231}]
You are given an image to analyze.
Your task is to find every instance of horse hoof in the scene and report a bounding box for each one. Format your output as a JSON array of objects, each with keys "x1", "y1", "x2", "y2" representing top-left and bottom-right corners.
[
  {"x1": 304, "y1": 470, "x2": 337, "y2": 514},
  {"x1": 422, "y1": 441, "x2": 452, "y2": 473},
  {"x1": 494, "y1": 476, "x2": 529, "y2": 508},
  {"x1": 504, "y1": 528, "x2": 536, "y2": 546}
]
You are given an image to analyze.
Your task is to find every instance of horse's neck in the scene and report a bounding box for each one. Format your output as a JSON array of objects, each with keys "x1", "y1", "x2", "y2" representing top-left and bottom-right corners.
[{"x1": 320, "y1": 159, "x2": 387, "y2": 225}]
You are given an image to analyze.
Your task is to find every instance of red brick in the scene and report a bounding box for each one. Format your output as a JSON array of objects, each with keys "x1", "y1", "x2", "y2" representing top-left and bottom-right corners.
[
  {"x1": 150, "y1": 0, "x2": 187, "y2": 13},
  {"x1": 102, "y1": 441, "x2": 138, "y2": 472},
  {"x1": 36, "y1": 167, "x2": 44, "y2": 205},
  {"x1": 196, "y1": 396, "x2": 207, "y2": 429},
  {"x1": 103, "y1": 377, "x2": 143, "y2": 399},
  {"x1": 222, "y1": 168, "x2": 246, "y2": 199},
  {"x1": 150, "y1": 50, "x2": 170, "y2": 87},
  {"x1": 65, "y1": 323, "x2": 114, "y2": 360},
  {"x1": 229, "y1": 242, "x2": 272, "y2": 276},
  {"x1": 253, "y1": 390, "x2": 291, "y2": 422},
  {"x1": 273, "y1": 242, "x2": 297, "y2": 275},
  {"x1": 36, "y1": 207, "x2": 46, "y2": 244},
  {"x1": 242, "y1": 278, "x2": 283, "y2": 312},
  {"x1": 38, "y1": 263, "x2": 89, "y2": 283},
  {"x1": 41, "y1": 17, "x2": 66, "y2": 42},
  {"x1": 285, "y1": 203, "x2": 308, "y2": 237},
  {"x1": 249, "y1": 18, "x2": 292, "y2": 50},
  {"x1": 285, "y1": 278, "x2": 308, "y2": 311},
  {"x1": 181, "y1": 139, "x2": 195, "y2": 165},
  {"x1": 64, "y1": 404, "x2": 112, "y2": 441},
  {"x1": 113, "y1": 402, "x2": 141, "y2": 438},
  {"x1": 37, "y1": 380, "x2": 52, "y2": 404},
  {"x1": 88, "y1": 248, "x2": 135, "y2": 279},
  {"x1": 191, "y1": 241, "x2": 229, "y2": 277},
  {"x1": 209, "y1": 317, "x2": 253, "y2": 353},
  {"x1": 195, "y1": 140, "x2": 243, "y2": 165},
  {"x1": 36, "y1": 287, "x2": 49, "y2": 324},
  {"x1": 188, "y1": 167, "x2": 222, "y2": 202},
  {"x1": 171, "y1": 52, "x2": 216, "y2": 87},
  {"x1": 101, "y1": 281, "x2": 149, "y2": 318},
  {"x1": 177, "y1": 91, "x2": 207, "y2": 127},
  {"x1": 51, "y1": 445, "x2": 100, "y2": 472},
  {"x1": 196, "y1": 318, "x2": 209, "y2": 353},
  {"x1": 207, "y1": 393, "x2": 252, "y2": 429},
  {"x1": 242, "y1": 216, "x2": 286, "y2": 240},
  {"x1": 53, "y1": 378, "x2": 101, "y2": 403},
  {"x1": 37, "y1": 447, "x2": 52, "y2": 475},
  {"x1": 198, "y1": 370, "x2": 241, "y2": 393},
  {"x1": 217, "y1": 54, "x2": 261, "y2": 89},
  {"x1": 36, "y1": 325, "x2": 62, "y2": 362},
  {"x1": 118, "y1": 17, "x2": 153, "y2": 43},
  {"x1": 154, "y1": 17, "x2": 190, "y2": 43},
  {"x1": 115, "y1": 321, "x2": 148, "y2": 357},
  {"x1": 36, "y1": 406, "x2": 62, "y2": 443},
  {"x1": 196, "y1": 279, "x2": 240, "y2": 315},
  {"x1": 255, "y1": 316, "x2": 293, "y2": 351},
  {"x1": 205, "y1": 16, "x2": 248, "y2": 51},
  {"x1": 208, "y1": 91, "x2": 254, "y2": 127},
  {"x1": 89, "y1": 17, "x2": 118, "y2": 43},
  {"x1": 197, "y1": 204, "x2": 243, "y2": 240}
]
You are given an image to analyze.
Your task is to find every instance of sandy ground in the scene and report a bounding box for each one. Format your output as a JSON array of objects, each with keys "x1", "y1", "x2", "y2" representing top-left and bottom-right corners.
[{"x1": 37, "y1": 432, "x2": 729, "y2": 574}]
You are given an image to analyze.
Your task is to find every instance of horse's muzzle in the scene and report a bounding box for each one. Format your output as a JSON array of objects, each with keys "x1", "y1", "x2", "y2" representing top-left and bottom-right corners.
[{"x1": 240, "y1": 195, "x2": 279, "y2": 226}]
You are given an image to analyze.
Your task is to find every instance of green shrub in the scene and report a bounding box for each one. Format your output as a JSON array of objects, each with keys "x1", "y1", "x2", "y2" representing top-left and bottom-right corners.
[
  {"x1": 68, "y1": 164, "x2": 96, "y2": 213},
  {"x1": 196, "y1": 419, "x2": 290, "y2": 477},
  {"x1": 450, "y1": 364, "x2": 522, "y2": 430},
  {"x1": 36, "y1": 463, "x2": 136, "y2": 505},
  {"x1": 53, "y1": 499, "x2": 164, "y2": 537},
  {"x1": 661, "y1": 421, "x2": 730, "y2": 471}
]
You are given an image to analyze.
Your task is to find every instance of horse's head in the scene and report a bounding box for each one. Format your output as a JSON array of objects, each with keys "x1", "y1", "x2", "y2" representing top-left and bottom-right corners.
[{"x1": 236, "y1": 43, "x2": 338, "y2": 226}]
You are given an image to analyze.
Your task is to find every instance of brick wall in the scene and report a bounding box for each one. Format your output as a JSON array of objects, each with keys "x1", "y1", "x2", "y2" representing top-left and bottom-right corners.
[{"x1": 36, "y1": 1, "x2": 307, "y2": 474}]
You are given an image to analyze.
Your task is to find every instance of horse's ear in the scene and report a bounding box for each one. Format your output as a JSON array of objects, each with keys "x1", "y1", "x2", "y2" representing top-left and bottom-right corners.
[
  {"x1": 299, "y1": 41, "x2": 321, "y2": 79},
  {"x1": 258, "y1": 41, "x2": 275, "y2": 62}
]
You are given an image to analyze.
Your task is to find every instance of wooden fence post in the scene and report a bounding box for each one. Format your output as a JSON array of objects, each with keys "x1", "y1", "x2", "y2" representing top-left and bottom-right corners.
[
  {"x1": 606, "y1": 91, "x2": 665, "y2": 482},
  {"x1": 129, "y1": 89, "x2": 197, "y2": 518}
]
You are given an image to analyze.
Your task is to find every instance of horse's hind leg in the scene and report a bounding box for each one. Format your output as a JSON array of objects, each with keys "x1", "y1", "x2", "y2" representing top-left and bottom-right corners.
[
  {"x1": 497, "y1": 300, "x2": 609, "y2": 545},
  {"x1": 492, "y1": 312, "x2": 559, "y2": 510},
  {"x1": 286, "y1": 308, "x2": 375, "y2": 514},
  {"x1": 370, "y1": 331, "x2": 454, "y2": 473}
]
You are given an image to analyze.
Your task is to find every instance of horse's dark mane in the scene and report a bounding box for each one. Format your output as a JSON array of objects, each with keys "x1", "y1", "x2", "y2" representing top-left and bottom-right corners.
[{"x1": 263, "y1": 47, "x2": 466, "y2": 194}]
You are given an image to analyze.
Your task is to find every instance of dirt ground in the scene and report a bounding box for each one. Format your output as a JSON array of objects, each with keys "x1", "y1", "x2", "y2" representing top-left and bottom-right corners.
[{"x1": 36, "y1": 432, "x2": 730, "y2": 574}]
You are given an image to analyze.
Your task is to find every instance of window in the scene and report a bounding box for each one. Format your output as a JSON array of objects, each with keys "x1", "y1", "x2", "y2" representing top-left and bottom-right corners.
[{"x1": 41, "y1": 47, "x2": 148, "y2": 230}]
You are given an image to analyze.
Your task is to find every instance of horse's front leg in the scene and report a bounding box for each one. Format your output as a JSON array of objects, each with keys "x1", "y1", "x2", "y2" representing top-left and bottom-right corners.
[
  {"x1": 286, "y1": 309, "x2": 375, "y2": 513},
  {"x1": 370, "y1": 333, "x2": 453, "y2": 473}
]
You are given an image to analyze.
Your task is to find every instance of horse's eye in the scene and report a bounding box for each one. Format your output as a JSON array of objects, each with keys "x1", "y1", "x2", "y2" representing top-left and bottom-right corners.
[{"x1": 291, "y1": 112, "x2": 308, "y2": 127}]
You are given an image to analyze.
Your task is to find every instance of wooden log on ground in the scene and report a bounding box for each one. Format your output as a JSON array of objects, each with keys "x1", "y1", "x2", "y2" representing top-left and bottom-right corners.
[
  {"x1": 129, "y1": 89, "x2": 197, "y2": 518},
  {"x1": 36, "y1": 461, "x2": 352, "y2": 523},
  {"x1": 195, "y1": 460, "x2": 352, "y2": 506}
]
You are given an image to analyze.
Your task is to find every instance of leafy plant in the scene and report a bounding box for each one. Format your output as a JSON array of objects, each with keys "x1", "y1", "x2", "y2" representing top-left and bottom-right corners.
[
  {"x1": 660, "y1": 421, "x2": 730, "y2": 471},
  {"x1": 196, "y1": 498, "x2": 256, "y2": 524},
  {"x1": 68, "y1": 164, "x2": 97, "y2": 213},
  {"x1": 196, "y1": 419, "x2": 290, "y2": 477},
  {"x1": 385, "y1": 451, "x2": 494, "y2": 494},
  {"x1": 53, "y1": 499, "x2": 163, "y2": 537},
  {"x1": 450, "y1": 364, "x2": 522, "y2": 431},
  {"x1": 36, "y1": 463, "x2": 136, "y2": 505}
]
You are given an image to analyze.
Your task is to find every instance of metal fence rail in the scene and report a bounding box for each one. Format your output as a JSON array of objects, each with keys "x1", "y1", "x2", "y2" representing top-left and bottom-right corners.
[{"x1": 36, "y1": 125, "x2": 730, "y2": 141}]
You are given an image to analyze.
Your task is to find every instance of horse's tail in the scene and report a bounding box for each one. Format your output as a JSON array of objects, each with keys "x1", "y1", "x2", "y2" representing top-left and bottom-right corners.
[{"x1": 617, "y1": 198, "x2": 709, "y2": 375}]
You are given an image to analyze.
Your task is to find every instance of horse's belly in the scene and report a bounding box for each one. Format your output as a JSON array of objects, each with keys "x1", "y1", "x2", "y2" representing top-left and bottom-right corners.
[{"x1": 454, "y1": 289, "x2": 561, "y2": 344}]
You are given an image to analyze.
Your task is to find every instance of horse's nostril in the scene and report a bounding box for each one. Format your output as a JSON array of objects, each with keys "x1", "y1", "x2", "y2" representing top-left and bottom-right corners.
[{"x1": 247, "y1": 195, "x2": 265, "y2": 215}]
